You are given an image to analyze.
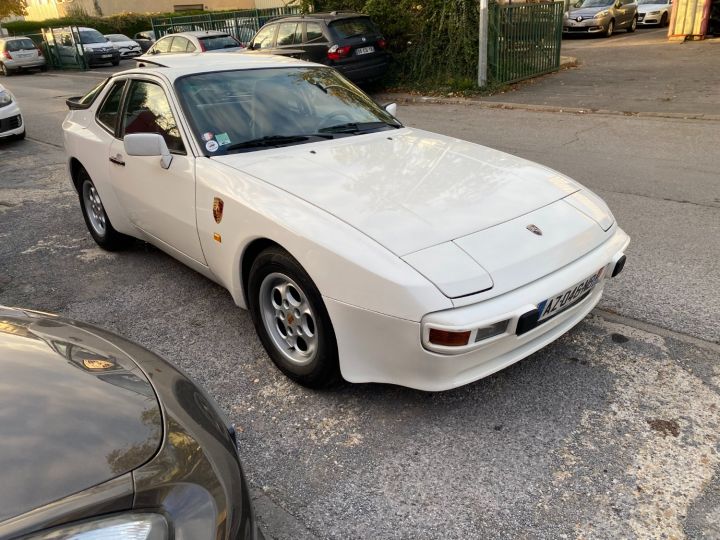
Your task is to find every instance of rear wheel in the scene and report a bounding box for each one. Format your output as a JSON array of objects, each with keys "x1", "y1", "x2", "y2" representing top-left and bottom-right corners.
[
  {"x1": 248, "y1": 247, "x2": 341, "y2": 388},
  {"x1": 40, "y1": 64, "x2": 48, "y2": 72},
  {"x1": 77, "y1": 168, "x2": 130, "y2": 250},
  {"x1": 627, "y1": 16, "x2": 637, "y2": 32},
  {"x1": 605, "y1": 19, "x2": 615, "y2": 37},
  {"x1": 0, "y1": 63, "x2": 10, "y2": 76}
]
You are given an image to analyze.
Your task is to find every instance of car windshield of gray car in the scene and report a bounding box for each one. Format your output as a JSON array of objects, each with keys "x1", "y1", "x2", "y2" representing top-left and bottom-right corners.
[
  {"x1": 199, "y1": 35, "x2": 241, "y2": 50},
  {"x1": 573, "y1": 0, "x2": 614, "y2": 6},
  {"x1": 80, "y1": 30, "x2": 107, "y2": 44},
  {"x1": 176, "y1": 67, "x2": 402, "y2": 155}
]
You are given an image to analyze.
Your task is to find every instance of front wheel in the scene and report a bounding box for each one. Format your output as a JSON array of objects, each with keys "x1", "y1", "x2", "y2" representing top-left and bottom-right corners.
[
  {"x1": 660, "y1": 12, "x2": 669, "y2": 26},
  {"x1": 78, "y1": 169, "x2": 130, "y2": 250},
  {"x1": 111, "y1": 59, "x2": 120, "y2": 66},
  {"x1": 627, "y1": 16, "x2": 637, "y2": 32},
  {"x1": 248, "y1": 247, "x2": 341, "y2": 388},
  {"x1": 605, "y1": 19, "x2": 615, "y2": 37}
]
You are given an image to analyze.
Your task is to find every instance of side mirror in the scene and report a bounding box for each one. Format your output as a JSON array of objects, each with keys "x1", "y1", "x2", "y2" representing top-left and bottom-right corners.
[
  {"x1": 124, "y1": 133, "x2": 173, "y2": 169},
  {"x1": 384, "y1": 102, "x2": 398, "y2": 117}
]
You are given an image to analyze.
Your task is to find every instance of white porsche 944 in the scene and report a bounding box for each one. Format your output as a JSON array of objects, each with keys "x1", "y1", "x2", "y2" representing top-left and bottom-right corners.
[{"x1": 63, "y1": 54, "x2": 629, "y2": 391}]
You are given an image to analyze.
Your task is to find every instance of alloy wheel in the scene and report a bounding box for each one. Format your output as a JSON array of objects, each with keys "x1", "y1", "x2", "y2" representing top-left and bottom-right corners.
[
  {"x1": 259, "y1": 272, "x2": 318, "y2": 366},
  {"x1": 82, "y1": 182, "x2": 107, "y2": 237}
]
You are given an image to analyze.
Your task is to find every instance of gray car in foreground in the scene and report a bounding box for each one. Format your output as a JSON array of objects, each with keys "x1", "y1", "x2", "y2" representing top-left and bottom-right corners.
[
  {"x1": 0, "y1": 306, "x2": 262, "y2": 540},
  {"x1": 564, "y1": 0, "x2": 638, "y2": 36}
]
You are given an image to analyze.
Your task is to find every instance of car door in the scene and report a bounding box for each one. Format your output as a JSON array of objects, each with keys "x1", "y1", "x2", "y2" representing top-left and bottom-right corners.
[
  {"x1": 273, "y1": 21, "x2": 304, "y2": 57},
  {"x1": 303, "y1": 22, "x2": 331, "y2": 64},
  {"x1": 108, "y1": 76, "x2": 206, "y2": 264}
]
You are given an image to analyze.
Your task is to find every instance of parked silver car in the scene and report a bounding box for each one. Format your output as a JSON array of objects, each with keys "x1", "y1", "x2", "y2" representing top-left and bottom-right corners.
[
  {"x1": 564, "y1": 0, "x2": 639, "y2": 37},
  {"x1": 0, "y1": 36, "x2": 47, "y2": 76}
]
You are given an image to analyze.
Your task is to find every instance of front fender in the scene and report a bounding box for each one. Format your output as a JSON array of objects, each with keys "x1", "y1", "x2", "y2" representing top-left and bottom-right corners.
[{"x1": 195, "y1": 159, "x2": 452, "y2": 322}]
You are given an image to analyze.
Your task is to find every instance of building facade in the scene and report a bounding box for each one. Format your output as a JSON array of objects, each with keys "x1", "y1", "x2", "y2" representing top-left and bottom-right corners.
[{"x1": 24, "y1": 0, "x2": 289, "y2": 20}]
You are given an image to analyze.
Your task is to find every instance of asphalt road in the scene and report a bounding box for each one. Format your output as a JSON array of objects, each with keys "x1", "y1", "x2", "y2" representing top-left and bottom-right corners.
[{"x1": 1, "y1": 31, "x2": 719, "y2": 539}]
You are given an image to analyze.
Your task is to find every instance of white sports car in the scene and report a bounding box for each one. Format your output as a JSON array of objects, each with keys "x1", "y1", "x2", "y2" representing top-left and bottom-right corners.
[{"x1": 62, "y1": 54, "x2": 629, "y2": 391}]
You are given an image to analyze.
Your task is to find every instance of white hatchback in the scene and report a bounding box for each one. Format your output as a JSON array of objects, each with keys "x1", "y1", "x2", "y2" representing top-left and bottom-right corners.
[{"x1": 62, "y1": 54, "x2": 629, "y2": 391}]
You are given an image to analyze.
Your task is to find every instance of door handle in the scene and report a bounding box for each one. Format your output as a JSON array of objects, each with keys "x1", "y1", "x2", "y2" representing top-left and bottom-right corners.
[{"x1": 109, "y1": 154, "x2": 125, "y2": 166}]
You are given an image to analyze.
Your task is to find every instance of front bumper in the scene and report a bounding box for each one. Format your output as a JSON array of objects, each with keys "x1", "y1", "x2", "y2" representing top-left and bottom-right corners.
[
  {"x1": 327, "y1": 226, "x2": 630, "y2": 391},
  {"x1": 638, "y1": 13, "x2": 662, "y2": 24},
  {"x1": 118, "y1": 48, "x2": 142, "y2": 58},
  {"x1": 0, "y1": 102, "x2": 23, "y2": 137},
  {"x1": 563, "y1": 17, "x2": 610, "y2": 33},
  {"x1": 85, "y1": 50, "x2": 120, "y2": 65}
]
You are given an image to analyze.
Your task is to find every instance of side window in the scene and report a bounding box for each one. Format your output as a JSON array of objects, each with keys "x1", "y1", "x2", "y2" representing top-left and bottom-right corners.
[
  {"x1": 276, "y1": 23, "x2": 298, "y2": 46},
  {"x1": 96, "y1": 80, "x2": 127, "y2": 134},
  {"x1": 252, "y1": 25, "x2": 275, "y2": 49},
  {"x1": 153, "y1": 37, "x2": 173, "y2": 54},
  {"x1": 170, "y1": 37, "x2": 189, "y2": 52},
  {"x1": 185, "y1": 40, "x2": 197, "y2": 52},
  {"x1": 305, "y1": 22, "x2": 326, "y2": 44},
  {"x1": 122, "y1": 80, "x2": 185, "y2": 154}
]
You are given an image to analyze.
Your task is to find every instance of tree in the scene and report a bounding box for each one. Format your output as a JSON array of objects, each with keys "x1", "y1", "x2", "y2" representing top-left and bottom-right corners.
[{"x1": 0, "y1": 0, "x2": 27, "y2": 19}]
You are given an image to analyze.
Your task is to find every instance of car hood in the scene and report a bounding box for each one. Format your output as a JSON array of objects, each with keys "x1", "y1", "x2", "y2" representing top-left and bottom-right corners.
[
  {"x1": 638, "y1": 4, "x2": 667, "y2": 11},
  {"x1": 213, "y1": 128, "x2": 582, "y2": 256},
  {"x1": 0, "y1": 308, "x2": 161, "y2": 522},
  {"x1": 566, "y1": 6, "x2": 610, "y2": 16}
]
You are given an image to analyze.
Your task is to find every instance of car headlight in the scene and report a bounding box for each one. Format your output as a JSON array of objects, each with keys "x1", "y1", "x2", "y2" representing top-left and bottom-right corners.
[
  {"x1": 0, "y1": 90, "x2": 13, "y2": 108},
  {"x1": 595, "y1": 10, "x2": 610, "y2": 17},
  {"x1": 649, "y1": 10, "x2": 661, "y2": 14},
  {"x1": 23, "y1": 513, "x2": 168, "y2": 539}
]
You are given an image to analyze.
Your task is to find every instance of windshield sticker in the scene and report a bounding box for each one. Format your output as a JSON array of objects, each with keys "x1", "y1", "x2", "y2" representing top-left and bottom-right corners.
[
  {"x1": 206, "y1": 140, "x2": 219, "y2": 153},
  {"x1": 215, "y1": 132, "x2": 231, "y2": 146},
  {"x1": 202, "y1": 132, "x2": 214, "y2": 142}
]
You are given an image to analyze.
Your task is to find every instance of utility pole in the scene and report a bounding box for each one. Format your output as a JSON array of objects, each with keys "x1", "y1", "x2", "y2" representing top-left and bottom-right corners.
[{"x1": 478, "y1": 0, "x2": 488, "y2": 87}]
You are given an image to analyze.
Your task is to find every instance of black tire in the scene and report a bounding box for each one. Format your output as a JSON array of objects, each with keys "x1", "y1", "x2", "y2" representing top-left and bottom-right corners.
[
  {"x1": 77, "y1": 168, "x2": 130, "y2": 251},
  {"x1": 627, "y1": 16, "x2": 637, "y2": 32},
  {"x1": 40, "y1": 64, "x2": 48, "y2": 72},
  {"x1": 605, "y1": 19, "x2": 615, "y2": 37},
  {"x1": 0, "y1": 63, "x2": 10, "y2": 76},
  {"x1": 111, "y1": 59, "x2": 120, "y2": 66},
  {"x1": 661, "y1": 12, "x2": 669, "y2": 27},
  {"x1": 248, "y1": 247, "x2": 341, "y2": 389}
]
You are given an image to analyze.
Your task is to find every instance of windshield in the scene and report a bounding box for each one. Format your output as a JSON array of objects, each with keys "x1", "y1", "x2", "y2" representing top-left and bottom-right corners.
[
  {"x1": 176, "y1": 67, "x2": 401, "y2": 156},
  {"x1": 329, "y1": 17, "x2": 378, "y2": 39},
  {"x1": 107, "y1": 34, "x2": 131, "y2": 42},
  {"x1": 79, "y1": 30, "x2": 107, "y2": 44},
  {"x1": 199, "y1": 35, "x2": 240, "y2": 50},
  {"x1": 638, "y1": 0, "x2": 668, "y2": 4},
  {"x1": 6, "y1": 39, "x2": 36, "y2": 51}
]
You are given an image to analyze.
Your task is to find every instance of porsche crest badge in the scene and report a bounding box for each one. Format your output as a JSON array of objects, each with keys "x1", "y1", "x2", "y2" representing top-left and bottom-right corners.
[
  {"x1": 213, "y1": 197, "x2": 224, "y2": 224},
  {"x1": 526, "y1": 224, "x2": 543, "y2": 236}
]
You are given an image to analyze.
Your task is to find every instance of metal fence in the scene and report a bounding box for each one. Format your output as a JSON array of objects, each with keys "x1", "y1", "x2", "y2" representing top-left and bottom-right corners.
[
  {"x1": 151, "y1": 6, "x2": 302, "y2": 44},
  {"x1": 41, "y1": 26, "x2": 87, "y2": 70},
  {"x1": 488, "y1": 2, "x2": 564, "y2": 85}
]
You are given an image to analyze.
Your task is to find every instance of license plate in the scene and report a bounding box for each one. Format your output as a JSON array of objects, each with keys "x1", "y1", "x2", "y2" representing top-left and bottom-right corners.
[
  {"x1": 101, "y1": 54, "x2": 112, "y2": 58},
  {"x1": 537, "y1": 268, "x2": 605, "y2": 322},
  {"x1": 355, "y1": 46, "x2": 375, "y2": 55}
]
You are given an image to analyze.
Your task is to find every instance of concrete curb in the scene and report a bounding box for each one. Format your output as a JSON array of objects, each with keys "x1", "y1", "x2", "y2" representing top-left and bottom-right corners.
[{"x1": 376, "y1": 93, "x2": 720, "y2": 122}]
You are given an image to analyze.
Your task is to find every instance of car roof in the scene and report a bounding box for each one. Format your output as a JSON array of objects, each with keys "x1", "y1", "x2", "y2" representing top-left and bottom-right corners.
[
  {"x1": 276, "y1": 11, "x2": 368, "y2": 22},
  {"x1": 166, "y1": 30, "x2": 232, "y2": 38},
  {"x1": 1, "y1": 36, "x2": 32, "y2": 41},
  {"x1": 126, "y1": 52, "x2": 318, "y2": 81}
]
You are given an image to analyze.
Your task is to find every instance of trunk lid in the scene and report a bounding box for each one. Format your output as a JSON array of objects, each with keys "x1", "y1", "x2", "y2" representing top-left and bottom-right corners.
[{"x1": 213, "y1": 128, "x2": 581, "y2": 256}]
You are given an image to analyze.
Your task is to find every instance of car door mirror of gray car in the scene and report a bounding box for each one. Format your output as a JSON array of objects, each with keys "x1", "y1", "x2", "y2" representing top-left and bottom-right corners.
[{"x1": 124, "y1": 133, "x2": 173, "y2": 169}]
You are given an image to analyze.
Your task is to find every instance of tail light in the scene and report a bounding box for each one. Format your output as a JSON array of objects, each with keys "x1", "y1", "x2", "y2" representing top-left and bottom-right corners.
[
  {"x1": 2, "y1": 51, "x2": 12, "y2": 60},
  {"x1": 377, "y1": 38, "x2": 387, "y2": 49},
  {"x1": 36, "y1": 47, "x2": 43, "y2": 57},
  {"x1": 198, "y1": 40, "x2": 207, "y2": 52},
  {"x1": 327, "y1": 45, "x2": 351, "y2": 61}
]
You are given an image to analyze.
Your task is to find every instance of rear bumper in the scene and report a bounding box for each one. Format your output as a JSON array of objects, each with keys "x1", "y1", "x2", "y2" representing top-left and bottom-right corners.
[
  {"x1": 3, "y1": 58, "x2": 46, "y2": 70},
  {"x1": 335, "y1": 56, "x2": 389, "y2": 82},
  {"x1": 327, "y1": 226, "x2": 630, "y2": 391}
]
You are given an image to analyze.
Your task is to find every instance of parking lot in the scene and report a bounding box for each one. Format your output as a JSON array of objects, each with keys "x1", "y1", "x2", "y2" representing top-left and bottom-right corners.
[{"x1": 1, "y1": 29, "x2": 719, "y2": 539}]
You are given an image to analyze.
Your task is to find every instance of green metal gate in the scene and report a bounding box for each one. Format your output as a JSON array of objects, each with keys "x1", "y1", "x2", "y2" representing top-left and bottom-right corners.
[
  {"x1": 41, "y1": 26, "x2": 88, "y2": 70},
  {"x1": 488, "y1": 2, "x2": 564, "y2": 85}
]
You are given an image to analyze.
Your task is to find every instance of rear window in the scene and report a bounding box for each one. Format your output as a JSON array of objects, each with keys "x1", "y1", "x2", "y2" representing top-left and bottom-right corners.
[
  {"x1": 6, "y1": 39, "x2": 36, "y2": 52},
  {"x1": 199, "y1": 34, "x2": 240, "y2": 51},
  {"x1": 329, "y1": 17, "x2": 377, "y2": 39}
]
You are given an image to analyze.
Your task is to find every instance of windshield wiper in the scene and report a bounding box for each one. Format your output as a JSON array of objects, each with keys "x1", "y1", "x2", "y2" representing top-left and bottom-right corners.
[
  {"x1": 318, "y1": 121, "x2": 401, "y2": 134},
  {"x1": 223, "y1": 134, "x2": 334, "y2": 152}
]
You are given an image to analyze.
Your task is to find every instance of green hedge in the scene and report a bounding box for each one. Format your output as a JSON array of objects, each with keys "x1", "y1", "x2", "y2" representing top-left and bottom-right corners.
[{"x1": 2, "y1": 10, "x2": 204, "y2": 38}]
